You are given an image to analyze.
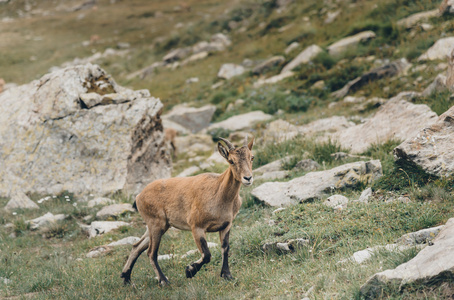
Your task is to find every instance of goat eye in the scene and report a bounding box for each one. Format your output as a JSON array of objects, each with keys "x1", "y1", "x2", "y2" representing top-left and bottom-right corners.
[
  {"x1": 228, "y1": 160, "x2": 234, "y2": 165},
  {"x1": 251, "y1": 156, "x2": 254, "y2": 161}
]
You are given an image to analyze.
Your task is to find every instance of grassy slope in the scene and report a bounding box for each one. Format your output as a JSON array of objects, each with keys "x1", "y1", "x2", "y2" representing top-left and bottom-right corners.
[{"x1": 1, "y1": 0, "x2": 454, "y2": 298}]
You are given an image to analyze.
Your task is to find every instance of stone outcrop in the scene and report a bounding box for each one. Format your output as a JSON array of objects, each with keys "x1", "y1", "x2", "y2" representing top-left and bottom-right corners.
[
  {"x1": 251, "y1": 160, "x2": 382, "y2": 207},
  {"x1": 162, "y1": 104, "x2": 216, "y2": 133},
  {"x1": 4, "y1": 190, "x2": 39, "y2": 211},
  {"x1": 96, "y1": 203, "x2": 135, "y2": 220},
  {"x1": 82, "y1": 221, "x2": 130, "y2": 238},
  {"x1": 396, "y1": 9, "x2": 438, "y2": 28},
  {"x1": 217, "y1": 63, "x2": 245, "y2": 79},
  {"x1": 281, "y1": 45, "x2": 323, "y2": 73},
  {"x1": 27, "y1": 212, "x2": 66, "y2": 230},
  {"x1": 331, "y1": 59, "x2": 411, "y2": 99},
  {"x1": 360, "y1": 218, "x2": 454, "y2": 298},
  {"x1": 0, "y1": 64, "x2": 171, "y2": 197},
  {"x1": 253, "y1": 71, "x2": 295, "y2": 87},
  {"x1": 327, "y1": 31, "x2": 376, "y2": 57},
  {"x1": 418, "y1": 37, "x2": 454, "y2": 61},
  {"x1": 393, "y1": 104, "x2": 454, "y2": 177},
  {"x1": 332, "y1": 94, "x2": 438, "y2": 154},
  {"x1": 253, "y1": 56, "x2": 285, "y2": 75}
]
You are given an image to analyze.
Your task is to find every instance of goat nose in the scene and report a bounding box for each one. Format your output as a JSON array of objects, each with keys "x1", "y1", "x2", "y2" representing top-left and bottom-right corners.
[{"x1": 243, "y1": 176, "x2": 252, "y2": 181}]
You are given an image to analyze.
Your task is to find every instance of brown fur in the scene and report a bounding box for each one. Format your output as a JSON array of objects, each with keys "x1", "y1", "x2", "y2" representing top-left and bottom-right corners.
[{"x1": 121, "y1": 137, "x2": 254, "y2": 285}]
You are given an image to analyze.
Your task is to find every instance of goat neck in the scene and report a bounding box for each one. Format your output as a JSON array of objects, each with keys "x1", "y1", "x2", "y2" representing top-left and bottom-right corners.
[{"x1": 216, "y1": 167, "x2": 241, "y2": 201}]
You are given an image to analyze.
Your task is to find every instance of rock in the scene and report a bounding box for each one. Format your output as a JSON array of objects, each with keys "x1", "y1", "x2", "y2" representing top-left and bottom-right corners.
[
  {"x1": 254, "y1": 156, "x2": 294, "y2": 175},
  {"x1": 284, "y1": 42, "x2": 299, "y2": 54},
  {"x1": 360, "y1": 218, "x2": 454, "y2": 298},
  {"x1": 255, "y1": 171, "x2": 290, "y2": 181},
  {"x1": 253, "y1": 71, "x2": 295, "y2": 87},
  {"x1": 96, "y1": 203, "x2": 135, "y2": 220},
  {"x1": 331, "y1": 152, "x2": 349, "y2": 161},
  {"x1": 162, "y1": 104, "x2": 216, "y2": 133},
  {"x1": 262, "y1": 119, "x2": 300, "y2": 144},
  {"x1": 323, "y1": 195, "x2": 349, "y2": 208},
  {"x1": 28, "y1": 212, "x2": 66, "y2": 230},
  {"x1": 207, "y1": 111, "x2": 273, "y2": 132},
  {"x1": 310, "y1": 80, "x2": 325, "y2": 90},
  {"x1": 217, "y1": 63, "x2": 245, "y2": 80},
  {"x1": 87, "y1": 197, "x2": 115, "y2": 208},
  {"x1": 396, "y1": 9, "x2": 439, "y2": 28},
  {"x1": 173, "y1": 134, "x2": 212, "y2": 153},
  {"x1": 193, "y1": 33, "x2": 231, "y2": 54},
  {"x1": 331, "y1": 58, "x2": 411, "y2": 99},
  {"x1": 347, "y1": 244, "x2": 419, "y2": 265},
  {"x1": 0, "y1": 78, "x2": 4, "y2": 93},
  {"x1": 446, "y1": 48, "x2": 454, "y2": 89},
  {"x1": 262, "y1": 238, "x2": 309, "y2": 253},
  {"x1": 162, "y1": 119, "x2": 190, "y2": 135},
  {"x1": 439, "y1": 0, "x2": 454, "y2": 15},
  {"x1": 181, "y1": 51, "x2": 209, "y2": 66},
  {"x1": 324, "y1": 10, "x2": 341, "y2": 24},
  {"x1": 4, "y1": 190, "x2": 39, "y2": 211},
  {"x1": 327, "y1": 31, "x2": 376, "y2": 57},
  {"x1": 393, "y1": 104, "x2": 454, "y2": 177},
  {"x1": 422, "y1": 74, "x2": 447, "y2": 96},
  {"x1": 272, "y1": 207, "x2": 286, "y2": 214},
  {"x1": 358, "y1": 187, "x2": 372, "y2": 203},
  {"x1": 418, "y1": 37, "x2": 454, "y2": 61},
  {"x1": 158, "y1": 254, "x2": 175, "y2": 261},
  {"x1": 107, "y1": 236, "x2": 141, "y2": 247},
  {"x1": 252, "y1": 160, "x2": 382, "y2": 207},
  {"x1": 252, "y1": 56, "x2": 285, "y2": 75},
  {"x1": 86, "y1": 246, "x2": 109, "y2": 258},
  {"x1": 176, "y1": 166, "x2": 201, "y2": 177},
  {"x1": 126, "y1": 61, "x2": 164, "y2": 80},
  {"x1": 281, "y1": 45, "x2": 323, "y2": 73},
  {"x1": 0, "y1": 64, "x2": 171, "y2": 197},
  {"x1": 294, "y1": 159, "x2": 320, "y2": 172},
  {"x1": 83, "y1": 221, "x2": 130, "y2": 238},
  {"x1": 397, "y1": 225, "x2": 444, "y2": 246},
  {"x1": 163, "y1": 47, "x2": 191, "y2": 63},
  {"x1": 299, "y1": 116, "x2": 355, "y2": 137},
  {"x1": 332, "y1": 94, "x2": 437, "y2": 154}
]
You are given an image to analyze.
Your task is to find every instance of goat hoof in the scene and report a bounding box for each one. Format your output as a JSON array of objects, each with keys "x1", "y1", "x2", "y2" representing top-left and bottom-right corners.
[
  {"x1": 185, "y1": 265, "x2": 197, "y2": 278},
  {"x1": 120, "y1": 272, "x2": 131, "y2": 285},
  {"x1": 221, "y1": 272, "x2": 234, "y2": 281}
]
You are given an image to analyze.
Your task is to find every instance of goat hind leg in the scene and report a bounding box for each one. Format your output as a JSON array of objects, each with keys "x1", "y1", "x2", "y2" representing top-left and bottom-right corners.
[
  {"x1": 147, "y1": 224, "x2": 170, "y2": 285},
  {"x1": 186, "y1": 228, "x2": 211, "y2": 278},
  {"x1": 121, "y1": 228, "x2": 149, "y2": 284},
  {"x1": 219, "y1": 228, "x2": 233, "y2": 280}
]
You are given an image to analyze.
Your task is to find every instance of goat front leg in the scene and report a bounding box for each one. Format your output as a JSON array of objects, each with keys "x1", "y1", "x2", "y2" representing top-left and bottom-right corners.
[
  {"x1": 121, "y1": 227, "x2": 149, "y2": 284},
  {"x1": 186, "y1": 228, "x2": 211, "y2": 278},
  {"x1": 219, "y1": 227, "x2": 234, "y2": 280}
]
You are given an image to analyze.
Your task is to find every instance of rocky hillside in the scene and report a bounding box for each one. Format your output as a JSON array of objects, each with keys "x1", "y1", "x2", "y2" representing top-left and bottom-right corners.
[{"x1": 1, "y1": 0, "x2": 454, "y2": 299}]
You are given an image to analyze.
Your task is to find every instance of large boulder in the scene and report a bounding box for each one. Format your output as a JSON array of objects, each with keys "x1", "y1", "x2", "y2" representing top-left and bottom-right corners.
[
  {"x1": 0, "y1": 64, "x2": 171, "y2": 197},
  {"x1": 396, "y1": 9, "x2": 439, "y2": 28},
  {"x1": 360, "y1": 218, "x2": 454, "y2": 298},
  {"x1": 251, "y1": 160, "x2": 382, "y2": 207},
  {"x1": 96, "y1": 203, "x2": 135, "y2": 220},
  {"x1": 162, "y1": 104, "x2": 216, "y2": 133},
  {"x1": 327, "y1": 31, "x2": 376, "y2": 57},
  {"x1": 331, "y1": 93, "x2": 438, "y2": 154},
  {"x1": 207, "y1": 111, "x2": 273, "y2": 132},
  {"x1": 418, "y1": 37, "x2": 454, "y2": 61},
  {"x1": 281, "y1": 45, "x2": 323, "y2": 73},
  {"x1": 394, "y1": 104, "x2": 454, "y2": 177}
]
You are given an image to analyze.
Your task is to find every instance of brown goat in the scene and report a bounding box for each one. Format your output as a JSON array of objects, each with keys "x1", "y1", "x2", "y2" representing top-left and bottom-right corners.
[{"x1": 121, "y1": 136, "x2": 254, "y2": 285}]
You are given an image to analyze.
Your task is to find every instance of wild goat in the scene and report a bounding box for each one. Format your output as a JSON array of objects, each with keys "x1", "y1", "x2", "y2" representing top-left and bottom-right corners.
[{"x1": 121, "y1": 136, "x2": 254, "y2": 285}]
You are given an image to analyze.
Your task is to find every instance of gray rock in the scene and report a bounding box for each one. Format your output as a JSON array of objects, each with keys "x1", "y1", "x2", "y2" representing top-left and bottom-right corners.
[
  {"x1": 207, "y1": 111, "x2": 273, "y2": 132},
  {"x1": 262, "y1": 119, "x2": 300, "y2": 144},
  {"x1": 83, "y1": 221, "x2": 130, "y2": 238},
  {"x1": 253, "y1": 71, "x2": 295, "y2": 87},
  {"x1": 360, "y1": 218, "x2": 454, "y2": 298},
  {"x1": 0, "y1": 277, "x2": 12, "y2": 285},
  {"x1": 422, "y1": 74, "x2": 447, "y2": 96},
  {"x1": 418, "y1": 37, "x2": 454, "y2": 61},
  {"x1": 323, "y1": 195, "x2": 349, "y2": 208},
  {"x1": 28, "y1": 212, "x2": 66, "y2": 230},
  {"x1": 294, "y1": 159, "x2": 320, "y2": 172},
  {"x1": 284, "y1": 42, "x2": 299, "y2": 54},
  {"x1": 107, "y1": 236, "x2": 141, "y2": 247},
  {"x1": 332, "y1": 94, "x2": 437, "y2": 154},
  {"x1": 252, "y1": 160, "x2": 382, "y2": 207},
  {"x1": 86, "y1": 246, "x2": 109, "y2": 258},
  {"x1": 281, "y1": 45, "x2": 323, "y2": 73},
  {"x1": 96, "y1": 203, "x2": 135, "y2": 220},
  {"x1": 299, "y1": 116, "x2": 355, "y2": 137},
  {"x1": 397, "y1": 225, "x2": 444, "y2": 246},
  {"x1": 176, "y1": 166, "x2": 201, "y2": 177},
  {"x1": 162, "y1": 104, "x2": 216, "y2": 133},
  {"x1": 393, "y1": 104, "x2": 454, "y2": 177},
  {"x1": 252, "y1": 56, "x2": 285, "y2": 75},
  {"x1": 396, "y1": 9, "x2": 439, "y2": 28},
  {"x1": 262, "y1": 238, "x2": 309, "y2": 253},
  {"x1": 87, "y1": 197, "x2": 115, "y2": 208},
  {"x1": 327, "y1": 31, "x2": 376, "y2": 57},
  {"x1": 4, "y1": 190, "x2": 39, "y2": 211},
  {"x1": 217, "y1": 63, "x2": 245, "y2": 80},
  {"x1": 346, "y1": 244, "x2": 420, "y2": 265},
  {"x1": 255, "y1": 171, "x2": 290, "y2": 181},
  {"x1": 163, "y1": 47, "x2": 191, "y2": 63},
  {"x1": 358, "y1": 187, "x2": 372, "y2": 203},
  {"x1": 0, "y1": 64, "x2": 171, "y2": 197},
  {"x1": 331, "y1": 58, "x2": 411, "y2": 99},
  {"x1": 254, "y1": 156, "x2": 294, "y2": 175}
]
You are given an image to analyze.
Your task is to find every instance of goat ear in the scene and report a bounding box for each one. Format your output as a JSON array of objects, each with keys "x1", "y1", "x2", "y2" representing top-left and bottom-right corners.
[
  {"x1": 247, "y1": 137, "x2": 254, "y2": 150},
  {"x1": 218, "y1": 142, "x2": 229, "y2": 160}
]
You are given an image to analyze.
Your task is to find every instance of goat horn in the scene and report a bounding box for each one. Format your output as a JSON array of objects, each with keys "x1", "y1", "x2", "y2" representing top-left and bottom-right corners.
[
  {"x1": 218, "y1": 137, "x2": 235, "y2": 151},
  {"x1": 243, "y1": 134, "x2": 248, "y2": 147}
]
